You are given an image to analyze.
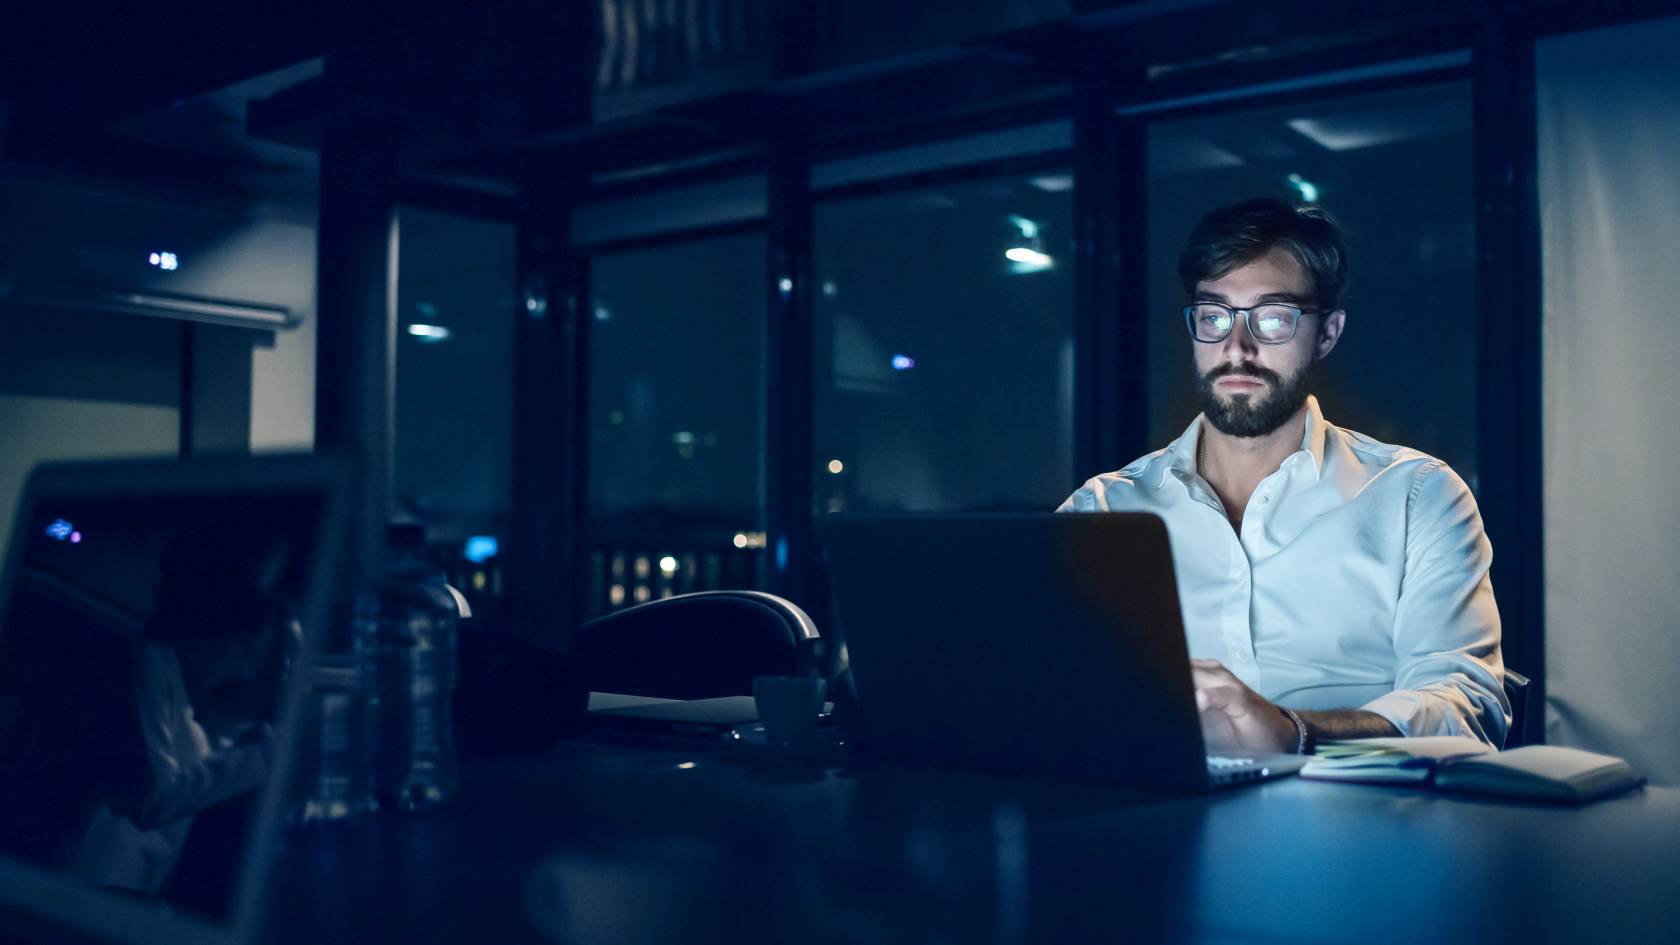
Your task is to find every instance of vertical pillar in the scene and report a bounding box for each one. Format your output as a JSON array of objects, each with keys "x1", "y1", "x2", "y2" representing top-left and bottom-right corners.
[
  {"x1": 1473, "y1": 14, "x2": 1544, "y2": 730},
  {"x1": 1073, "y1": 77, "x2": 1148, "y2": 482},
  {"x1": 314, "y1": 56, "x2": 400, "y2": 592},
  {"x1": 180, "y1": 324, "x2": 255, "y2": 456},
  {"x1": 762, "y1": 140, "x2": 815, "y2": 606},
  {"x1": 510, "y1": 182, "x2": 587, "y2": 641},
  {"x1": 505, "y1": 0, "x2": 594, "y2": 643}
]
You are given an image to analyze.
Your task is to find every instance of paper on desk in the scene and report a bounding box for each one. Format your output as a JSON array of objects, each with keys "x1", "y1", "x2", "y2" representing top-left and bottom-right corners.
[{"x1": 1313, "y1": 736, "x2": 1494, "y2": 761}]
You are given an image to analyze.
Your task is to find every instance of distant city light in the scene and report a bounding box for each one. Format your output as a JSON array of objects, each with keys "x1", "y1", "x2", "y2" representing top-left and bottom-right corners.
[
  {"x1": 671, "y1": 431, "x2": 697, "y2": 445},
  {"x1": 821, "y1": 281, "x2": 838, "y2": 298},
  {"x1": 407, "y1": 324, "x2": 452, "y2": 342},
  {"x1": 778, "y1": 277, "x2": 794, "y2": 293},
  {"x1": 827, "y1": 459, "x2": 845, "y2": 474},
  {"x1": 732, "y1": 531, "x2": 767, "y2": 549},
  {"x1": 658, "y1": 555, "x2": 679, "y2": 575},
  {"x1": 70, "y1": 532, "x2": 82, "y2": 544},
  {"x1": 464, "y1": 535, "x2": 499, "y2": 564},
  {"x1": 1028, "y1": 173, "x2": 1075, "y2": 193},
  {"x1": 891, "y1": 354, "x2": 916, "y2": 371},
  {"x1": 594, "y1": 305, "x2": 612, "y2": 321},
  {"x1": 148, "y1": 251, "x2": 179, "y2": 271},
  {"x1": 676, "y1": 761, "x2": 697, "y2": 770},
  {"x1": 45, "y1": 519, "x2": 73, "y2": 541},
  {"x1": 1008, "y1": 215, "x2": 1040, "y2": 240},
  {"x1": 1287, "y1": 173, "x2": 1320, "y2": 203}
]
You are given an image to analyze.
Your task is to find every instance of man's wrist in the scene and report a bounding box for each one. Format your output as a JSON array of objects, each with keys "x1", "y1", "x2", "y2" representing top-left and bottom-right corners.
[{"x1": 1279, "y1": 706, "x2": 1312, "y2": 754}]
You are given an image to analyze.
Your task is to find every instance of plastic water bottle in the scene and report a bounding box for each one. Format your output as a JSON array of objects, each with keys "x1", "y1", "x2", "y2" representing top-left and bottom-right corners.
[
  {"x1": 354, "y1": 525, "x2": 468, "y2": 811},
  {"x1": 292, "y1": 656, "x2": 378, "y2": 823}
]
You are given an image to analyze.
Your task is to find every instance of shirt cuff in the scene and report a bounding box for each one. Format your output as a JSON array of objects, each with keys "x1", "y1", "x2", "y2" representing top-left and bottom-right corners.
[{"x1": 1360, "y1": 688, "x2": 1501, "y2": 747}]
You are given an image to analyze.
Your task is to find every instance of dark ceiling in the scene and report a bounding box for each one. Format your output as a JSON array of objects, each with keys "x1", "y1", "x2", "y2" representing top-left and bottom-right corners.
[{"x1": 0, "y1": 0, "x2": 1654, "y2": 206}]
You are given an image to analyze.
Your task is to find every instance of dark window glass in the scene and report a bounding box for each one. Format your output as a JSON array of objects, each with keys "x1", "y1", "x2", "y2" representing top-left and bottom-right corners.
[
  {"x1": 393, "y1": 208, "x2": 516, "y2": 535},
  {"x1": 1144, "y1": 81, "x2": 1478, "y2": 487},
  {"x1": 586, "y1": 232, "x2": 766, "y2": 611},
  {"x1": 813, "y1": 170, "x2": 1076, "y2": 513}
]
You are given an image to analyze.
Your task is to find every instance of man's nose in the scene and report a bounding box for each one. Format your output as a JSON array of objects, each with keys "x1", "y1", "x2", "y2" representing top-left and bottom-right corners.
[{"x1": 1219, "y1": 313, "x2": 1259, "y2": 362}]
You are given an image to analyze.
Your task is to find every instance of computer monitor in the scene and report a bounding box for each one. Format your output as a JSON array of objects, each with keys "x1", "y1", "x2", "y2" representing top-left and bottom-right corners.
[{"x1": 0, "y1": 455, "x2": 345, "y2": 945}]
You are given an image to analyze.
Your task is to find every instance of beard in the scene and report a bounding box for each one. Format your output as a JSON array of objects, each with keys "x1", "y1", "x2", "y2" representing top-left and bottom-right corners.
[{"x1": 1194, "y1": 359, "x2": 1315, "y2": 438}]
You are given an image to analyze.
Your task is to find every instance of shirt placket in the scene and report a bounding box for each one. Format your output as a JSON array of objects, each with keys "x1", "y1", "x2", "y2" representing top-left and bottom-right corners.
[{"x1": 1178, "y1": 471, "x2": 1259, "y2": 675}]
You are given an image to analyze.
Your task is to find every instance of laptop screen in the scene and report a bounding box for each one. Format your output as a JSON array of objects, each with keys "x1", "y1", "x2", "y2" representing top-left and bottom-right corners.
[{"x1": 0, "y1": 458, "x2": 342, "y2": 943}]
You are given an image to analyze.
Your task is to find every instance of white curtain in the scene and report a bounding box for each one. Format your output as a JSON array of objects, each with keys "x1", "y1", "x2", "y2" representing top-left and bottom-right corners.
[{"x1": 1539, "y1": 16, "x2": 1680, "y2": 785}]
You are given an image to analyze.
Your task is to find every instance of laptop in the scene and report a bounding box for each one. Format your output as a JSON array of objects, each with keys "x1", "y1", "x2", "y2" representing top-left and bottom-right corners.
[
  {"x1": 0, "y1": 455, "x2": 346, "y2": 945},
  {"x1": 821, "y1": 513, "x2": 1306, "y2": 793}
]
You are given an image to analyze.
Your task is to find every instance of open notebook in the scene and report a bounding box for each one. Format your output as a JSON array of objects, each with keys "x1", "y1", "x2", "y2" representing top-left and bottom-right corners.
[{"x1": 1302, "y1": 737, "x2": 1643, "y2": 803}]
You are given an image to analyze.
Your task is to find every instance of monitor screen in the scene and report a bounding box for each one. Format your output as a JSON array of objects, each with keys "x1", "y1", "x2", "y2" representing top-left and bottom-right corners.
[{"x1": 0, "y1": 479, "x2": 333, "y2": 927}]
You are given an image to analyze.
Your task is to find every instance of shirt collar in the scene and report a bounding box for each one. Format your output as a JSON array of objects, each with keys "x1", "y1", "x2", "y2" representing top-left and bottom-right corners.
[{"x1": 1158, "y1": 395, "x2": 1329, "y2": 489}]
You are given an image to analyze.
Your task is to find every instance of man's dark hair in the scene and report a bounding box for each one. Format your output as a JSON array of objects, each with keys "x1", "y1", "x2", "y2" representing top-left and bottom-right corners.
[{"x1": 1177, "y1": 198, "x2": 1349, "y2": 311}]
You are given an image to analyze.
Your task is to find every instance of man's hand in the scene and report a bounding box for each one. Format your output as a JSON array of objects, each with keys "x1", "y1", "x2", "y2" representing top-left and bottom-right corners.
[{"x1": 1190, "y1": 658, "x2": 1297, "y2": 754}]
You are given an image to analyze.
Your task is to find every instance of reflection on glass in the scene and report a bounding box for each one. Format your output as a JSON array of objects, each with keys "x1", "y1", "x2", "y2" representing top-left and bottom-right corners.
[
  {"x1": 0, "y1": 492, "x2": 325, "y2": 918},
  {"x1": 814, "y1": 170, "x2": 1075, "y2": 513},
  {"x1": 586, "y1": 232, "x2": 766, "y2": 612},
  {"x1": 1146, "y1": 80, "x2": 1477, "y2": 486}
]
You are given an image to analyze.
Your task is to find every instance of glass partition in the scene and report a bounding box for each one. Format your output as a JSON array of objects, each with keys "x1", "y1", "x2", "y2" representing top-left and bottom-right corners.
[
  {"x1": 585, "y1": 230, "x2": 767, "y2": 613},
  {"x1": 1144, "y1": 81, "x2": 1478, "y2": 487},
  {"x1": 812, "y1": 170, "x2": 1076, "y2": 513}
]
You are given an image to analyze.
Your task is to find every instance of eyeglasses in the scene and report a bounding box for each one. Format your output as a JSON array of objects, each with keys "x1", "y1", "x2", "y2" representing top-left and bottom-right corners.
[{"x1": 1183, "y1": 301, "x2": 1322, "y2": 345}]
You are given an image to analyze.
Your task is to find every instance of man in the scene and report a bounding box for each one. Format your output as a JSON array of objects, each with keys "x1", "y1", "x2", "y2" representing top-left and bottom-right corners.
[{"x1": 1059, "y1": 198, "x2": 1507, "y2": 753}]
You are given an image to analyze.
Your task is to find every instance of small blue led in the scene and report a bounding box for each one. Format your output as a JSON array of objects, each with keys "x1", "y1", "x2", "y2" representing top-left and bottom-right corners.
[{"x1": 464, "y1": 535, "x2": 499, "y2": 564}]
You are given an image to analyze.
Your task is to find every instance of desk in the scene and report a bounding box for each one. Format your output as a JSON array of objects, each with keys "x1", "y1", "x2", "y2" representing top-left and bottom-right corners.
[{"x1": 267, "y1": 740, "x2": 1680, "y2": 944}]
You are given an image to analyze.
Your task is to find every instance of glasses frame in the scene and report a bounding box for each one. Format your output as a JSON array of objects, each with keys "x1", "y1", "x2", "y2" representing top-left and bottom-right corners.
[{"x1": 1182, "y1": 301, "x2": 1324, "y2": 345}]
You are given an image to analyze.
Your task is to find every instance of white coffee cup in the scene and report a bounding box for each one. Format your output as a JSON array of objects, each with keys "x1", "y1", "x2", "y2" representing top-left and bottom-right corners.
[{"x1": 752, "y1": 675, "x2": 828, "y2": 743}]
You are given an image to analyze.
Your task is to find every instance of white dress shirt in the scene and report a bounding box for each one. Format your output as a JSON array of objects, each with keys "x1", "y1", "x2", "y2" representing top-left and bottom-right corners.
[
  {"x1": 1058, "y1": 396, "x2": 1509, "y2": 746},
  {"x1": 70, "y1": 643, "x2": 271, "y2": 893}
]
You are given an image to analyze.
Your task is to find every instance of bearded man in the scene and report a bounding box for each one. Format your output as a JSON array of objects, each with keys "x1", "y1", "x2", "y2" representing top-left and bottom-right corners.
[{"x1": 1059, "y1": 198, "x2": 1508, "y2": 753}]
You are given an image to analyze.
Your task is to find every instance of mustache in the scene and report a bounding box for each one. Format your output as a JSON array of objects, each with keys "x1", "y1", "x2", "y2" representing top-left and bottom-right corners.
[{"x1": 1202, "y1": 363, "x2": 1281, "y2": 385}]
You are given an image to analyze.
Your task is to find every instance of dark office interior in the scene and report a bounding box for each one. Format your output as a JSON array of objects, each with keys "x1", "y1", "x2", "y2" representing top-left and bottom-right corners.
[{"x1": 2, "y1": 1, "x2": 1679, "y2": 942}]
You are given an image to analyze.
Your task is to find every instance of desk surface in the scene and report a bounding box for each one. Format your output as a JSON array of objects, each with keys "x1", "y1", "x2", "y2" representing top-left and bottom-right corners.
[{"x1": 267, "y1": 739, "x2": 1680, "y2": 944}]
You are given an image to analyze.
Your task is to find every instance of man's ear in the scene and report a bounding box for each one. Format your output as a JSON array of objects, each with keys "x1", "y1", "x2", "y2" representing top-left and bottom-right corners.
[{"x1": 1315, "y1": 309, "x2": 1346, "y2": 359}]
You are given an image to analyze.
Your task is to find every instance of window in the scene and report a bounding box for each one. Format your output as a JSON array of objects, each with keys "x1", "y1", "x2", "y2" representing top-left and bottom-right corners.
[
  {"x1": 812, "y1": 170, "x2": 1076, "y2": 513},
  {"x1": 1144, "y1": 80, "x2": 1478, "y2": 486},
  {"x1": 393, "y1": 208, "x2": 516, "y2": 593},
  {"x1": 585, "y1": 231, "x2": 767, "y2": 611}
]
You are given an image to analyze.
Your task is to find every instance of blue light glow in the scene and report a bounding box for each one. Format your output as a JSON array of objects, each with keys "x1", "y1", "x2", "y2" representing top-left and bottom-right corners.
[
  {"x1": 891, "y1": 354, "x2": 916, "y2": 370},
  {"x1": 464, "y1": 535, "x2": 499, "y2": 564},
  {"x1": 1287, "y1": 173, "x2": 1320, "y2": 203},
  {"x1": 45, "y1": 519, "x2": 73, "y2": 541},
  {"x1": 149, "y1": 251, "x2": 179, "y2": 271}
]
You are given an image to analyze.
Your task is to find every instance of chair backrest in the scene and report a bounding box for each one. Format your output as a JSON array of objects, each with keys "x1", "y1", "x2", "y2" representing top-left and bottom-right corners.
[
  {"x1": 1503, "y1": 668, "x2": 1533, "y2": 749},
  {"x1": 572, "y1": 591, "x2": 820, "y2": 700}
]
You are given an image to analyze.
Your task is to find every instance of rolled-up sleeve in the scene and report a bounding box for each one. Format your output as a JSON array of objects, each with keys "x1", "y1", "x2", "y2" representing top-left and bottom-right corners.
[
  {"x1": 1057, "y1": 480, "x2": 1099, "y2": 512},
  {"x1": 1361, "y1": 461, "x2": 1510, "y2": 747}
]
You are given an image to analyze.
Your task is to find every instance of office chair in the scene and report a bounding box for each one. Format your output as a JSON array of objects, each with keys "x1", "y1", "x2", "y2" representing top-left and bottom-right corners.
[
  {"x1": 1503, "y1": 668, "x2": 1534, "y2": 749},
  {"x1": 572, "y1": 590, "x2": 822, "y2": 700}
]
